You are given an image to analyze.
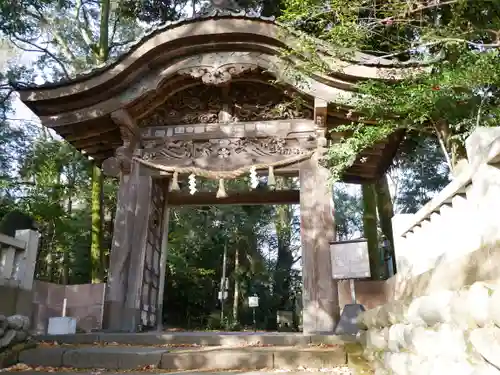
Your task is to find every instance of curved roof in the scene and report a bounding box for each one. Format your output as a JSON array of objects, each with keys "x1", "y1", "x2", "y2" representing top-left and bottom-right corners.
[{"x1": 14, "y1": 13, "x2": 406, "y2": 180}]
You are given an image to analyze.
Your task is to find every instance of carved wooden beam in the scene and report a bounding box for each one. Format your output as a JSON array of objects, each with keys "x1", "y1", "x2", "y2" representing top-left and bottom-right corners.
[
  {"x1": 82, "y1": 142, "x2": 123, "y2": 155},
  {"x1": 67, "y1": 127, "x2": 116, "y2": 142},
  {"x1": 141, "y1": 119, "x2": 317, "y2": 140},
  {"x1": 111, "y1": 109, "x2": 141, "y2": 148},
  {"x1": 101, "y1": 109, "x2": 142, "y2": 177}
]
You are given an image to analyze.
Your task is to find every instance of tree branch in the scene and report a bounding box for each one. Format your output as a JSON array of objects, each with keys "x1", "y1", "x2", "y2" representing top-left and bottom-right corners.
[
  {"x1": 78, "y1": 3, "x2": 99, "y2": 57},
  {"x1": 374, "y1": 37, "x2": 499, "y2": 62},
  {"x1": 28, "y1": 9, "x2": 77, "y2": 62},
  {"x1": 109, "y1": 38, "x2": 135, "y2": 52},
  {"x1": 9, "y1": 36, "x2": 71, "y2": 79}
]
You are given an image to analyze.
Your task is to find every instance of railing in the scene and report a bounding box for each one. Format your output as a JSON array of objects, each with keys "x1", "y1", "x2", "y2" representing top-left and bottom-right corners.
[
  {"x1": 0, "y1": 229, "x2": 40, "y2": 290},
  {"x1": 391, "y1": 127, "x2": 500, "y2": 292}
]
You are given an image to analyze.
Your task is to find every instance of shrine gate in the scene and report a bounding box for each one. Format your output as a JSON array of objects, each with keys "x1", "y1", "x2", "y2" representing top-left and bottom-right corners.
[{"x1": 15, "y1": 0, "x2": 405, "y2": 334}]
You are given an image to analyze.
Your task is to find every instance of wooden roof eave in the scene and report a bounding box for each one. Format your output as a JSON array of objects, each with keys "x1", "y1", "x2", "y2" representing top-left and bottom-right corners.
[{"x1": 15, "y1": 18, "x2": 415, "y2": 107}]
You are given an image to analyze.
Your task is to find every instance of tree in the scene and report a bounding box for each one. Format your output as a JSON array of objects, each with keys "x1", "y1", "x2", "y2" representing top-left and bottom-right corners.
[
  {"x1": 333, "y1": 183, "x2": 363, "y2": 240},
  {"x1": 118, "y1": 0, "x2": 284, "y2": 23},
  {"x1": 0, "y1": 0, "x2": 148, "y2": 280},
  {"x1": 390, "y1": 134, "x2": 450, "y2": 213},
  {"x1": 279, "y1": 0, "x2": 500, "y2": 179}
]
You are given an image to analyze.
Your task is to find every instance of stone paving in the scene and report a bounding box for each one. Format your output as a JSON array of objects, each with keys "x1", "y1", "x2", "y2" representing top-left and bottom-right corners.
[
  {"x1": 17, "y1": 345, "x2": 349, "y2": 371},
  {"x1": 0, "y1": 369, "x2": 357, "y2": 375},
  {"x1": 0, "y1": 333, "x2": 367, "y2": 374}
]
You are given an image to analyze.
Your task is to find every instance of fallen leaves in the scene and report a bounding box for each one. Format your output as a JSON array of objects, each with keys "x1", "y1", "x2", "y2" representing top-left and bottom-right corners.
[
  {"x1": 37, "y1": 340, "x2": 204, "y2": 348},
  {"x1": 0, "y1": 363, "x2": 77, "y2": 372},
  {"x1": 309, "y1": 343, "x2": 341, "y2": 348}
]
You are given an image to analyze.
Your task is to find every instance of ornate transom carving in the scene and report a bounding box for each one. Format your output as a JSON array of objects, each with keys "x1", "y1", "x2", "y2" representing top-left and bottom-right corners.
[
  {"x1": 177, "y1": 53, "x2": 259, "y2": 85},
  {"x1": 137, "y1": 82, "x2": 313, "y2": 127},
  {"x1": 144, "y1": 137, "x2": 307, "y2": 160},
  {"x1": 142, "y1": 136, "x2": 314, "y2": 171}
]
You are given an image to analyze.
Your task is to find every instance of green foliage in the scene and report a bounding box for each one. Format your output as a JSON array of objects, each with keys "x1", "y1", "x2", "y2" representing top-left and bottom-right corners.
[
  {"x1": 334, "y1": 183, "x2": 363, "y2": 240},
  {"x1": 0, "y1": 0, "x2": 458, "y2": 330},
  {"x1": 390, "y1": 134, "x2": 450, "y2": 213},
  {"x1": 279, "y1": 0, "x2": 500, "y2": 178}
]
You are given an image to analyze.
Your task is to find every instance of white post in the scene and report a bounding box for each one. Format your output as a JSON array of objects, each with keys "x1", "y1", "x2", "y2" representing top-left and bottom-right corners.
[
  {"x1": 62, "y1": 298, "x2": 67, "y2": 317},
  {"x1": 349, "y1": 279, "x2": 356, "y2": 304}
]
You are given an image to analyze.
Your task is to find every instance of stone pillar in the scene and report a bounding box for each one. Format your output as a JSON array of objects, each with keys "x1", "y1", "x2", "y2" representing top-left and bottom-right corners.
[
  {"x1": 299, "y1": 155, "x2": 339, "y2": 334},
  {"x1": 466, "y1": 127, "x2": 500, "y2": 247},
  {"x1": 15, "y1": 229, "x2": 41, "y2": 291}
]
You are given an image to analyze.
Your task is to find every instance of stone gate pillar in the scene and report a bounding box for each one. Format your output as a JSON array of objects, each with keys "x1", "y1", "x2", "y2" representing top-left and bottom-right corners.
[{"x1": 299, "y1": 98, "x2": 339, "y2": 334}]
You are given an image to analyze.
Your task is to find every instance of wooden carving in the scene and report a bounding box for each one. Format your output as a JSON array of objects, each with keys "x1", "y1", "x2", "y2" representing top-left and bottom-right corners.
[
  {"x1": 142, "y1": 135, "x2": 315, "y2": 171},
  {"x1": 177, "y1": 53, "x2": 258, "y2": 86},
  {"x1": 137, "y1": 82, "x2": 313, "y2": 127}
]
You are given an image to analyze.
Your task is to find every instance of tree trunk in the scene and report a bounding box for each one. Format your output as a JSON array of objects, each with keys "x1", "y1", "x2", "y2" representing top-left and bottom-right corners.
[
  {"x1": 90, "y1": 0, "x2": 110, "y2": 283},
  {"x1": 62, "y1": 191, "x2": 73, "y2": 284},
  {"x1": 98, "y1": 0, "x2": 110, "y2": 62},
  {"x1": 273, "y1": 178, "x2": 294, "y2": 312},
  {"x1": 91, "y1": 165, "x2": 105, "y2": 282},
  {"x1": 374, "y1": 175, "x2": 396, "y2": 275},
  {"x1": 362, "y1": 183, "x2": 381, "y2": 280}
]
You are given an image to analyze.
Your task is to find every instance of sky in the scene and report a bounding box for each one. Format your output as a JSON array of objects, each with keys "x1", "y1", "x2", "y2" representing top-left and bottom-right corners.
[{"x1": 9, "y1": 50, "x2": 40, "y2": 122}]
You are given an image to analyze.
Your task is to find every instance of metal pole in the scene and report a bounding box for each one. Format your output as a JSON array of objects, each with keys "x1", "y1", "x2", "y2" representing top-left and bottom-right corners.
[
  {"x1": 253, "y1": 307, "x2": 256, "y2": 332},
  {"x1": 349, "y1": 279, "x2": 356, "y2": 304},
  {"x1": 220, "y1": 239, "x2": 227, "y2": 323}
]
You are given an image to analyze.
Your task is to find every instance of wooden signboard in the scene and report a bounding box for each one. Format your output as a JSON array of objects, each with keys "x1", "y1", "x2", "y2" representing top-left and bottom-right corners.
[{"x1": 330, "y1": 239, "x2": 371, "y2": 280}]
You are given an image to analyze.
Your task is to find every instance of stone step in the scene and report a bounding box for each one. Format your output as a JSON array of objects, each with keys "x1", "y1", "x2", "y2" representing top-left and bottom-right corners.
[
  {"x1": 34, "y1": 332, "x2": 346, "y2": 347},
  {"x1": 2, "y1": 371, "x2": 354, "y2": 375},
  {"x1": 16, "y1": 345, "x2": 348, "y2": 371}
]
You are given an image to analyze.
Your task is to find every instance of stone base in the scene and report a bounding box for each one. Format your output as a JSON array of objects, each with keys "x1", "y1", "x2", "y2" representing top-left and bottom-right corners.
[
  {"x1": 334, "y1": 304, "x2": 365, "y2": 336},
  {"x1": 18, "y1": 346, "x2": 348, "y2": 371},
  {"x1": 102, "y1": 301, "x2": 141, "y2": 332}
]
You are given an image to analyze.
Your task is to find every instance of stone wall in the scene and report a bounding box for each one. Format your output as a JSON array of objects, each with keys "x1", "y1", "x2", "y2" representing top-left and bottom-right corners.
[
  {"x1": 32, "y1": 281, "x2": 106, "y2": 334},
  {"x1": 392, "y1": 127, "x2": 500, "y2": 286},
  {"x1": 337, "y1": 280, "x2": 394, "y2": 311},
  {"x1": 356, "y1": 128, "x2": 500, "y2": 373},
  {"x1": 357, "y1": 282, "x2": 500, "y2": 375},
  {"x1": 0, "y1": 315, "x2": 33, "y2": 368},
  {"x1": 0, "y1": 281, "x2": 33, "y2": 318}
]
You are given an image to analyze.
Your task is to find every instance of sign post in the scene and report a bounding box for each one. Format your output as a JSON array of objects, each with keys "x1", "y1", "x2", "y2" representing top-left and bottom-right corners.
[
  {"x1": 248, "y1": 295, "x2": 259, "y2": 332},
  {"x1": 330, "y1": 239, "x2": 370, "y2": 336}
]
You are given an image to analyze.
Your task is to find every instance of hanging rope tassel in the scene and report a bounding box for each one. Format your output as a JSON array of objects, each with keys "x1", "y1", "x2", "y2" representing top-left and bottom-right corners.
[
  {"x1": 169, "y1": 171, "x2": 180, "y2": 192},
  {"x1": 267, "y1": 166, "x2": 276, "y2": 189},
  {"x1": 249, "y1": 166, "x2": 259, "y2": 189},
  {"x1": 216, "y1": 178, "x2": 228, "y2": 199},
  {"x1": 188, "y1": 173, "x2": 197, "y2": 195}
]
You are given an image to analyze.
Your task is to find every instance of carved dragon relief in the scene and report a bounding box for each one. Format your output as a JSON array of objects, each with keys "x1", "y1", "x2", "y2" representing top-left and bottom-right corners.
[{"x1": 142, "y1": 136, "x2": 316, "y2": 171}]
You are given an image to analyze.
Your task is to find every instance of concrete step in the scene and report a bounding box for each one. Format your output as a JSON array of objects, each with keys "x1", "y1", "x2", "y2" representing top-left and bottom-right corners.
[
  {"x1": 34, "y1": 332, "x2": 347, "y2": 347},
  {"x1": 16, "y1": 345, "x2": 348, "y2": 371}
]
